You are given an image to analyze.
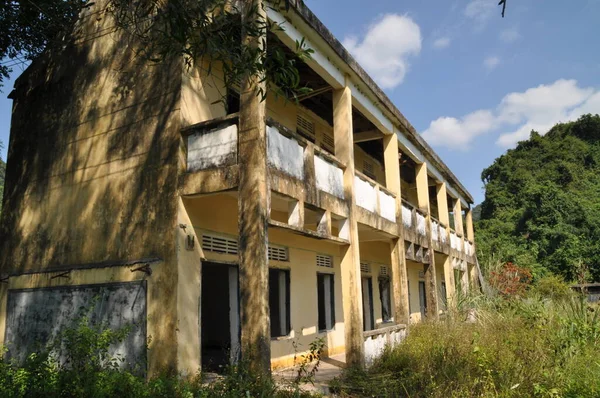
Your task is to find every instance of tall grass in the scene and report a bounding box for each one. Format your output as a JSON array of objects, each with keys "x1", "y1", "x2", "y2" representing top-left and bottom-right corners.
[{"x1": 332, "y1": 292, "x2": 600, "y2": 397}]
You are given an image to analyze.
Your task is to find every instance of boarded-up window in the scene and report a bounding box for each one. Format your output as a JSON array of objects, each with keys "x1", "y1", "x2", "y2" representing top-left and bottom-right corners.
[{"x1": 5, "y1": 281, "x2": 147, "y2": 375}]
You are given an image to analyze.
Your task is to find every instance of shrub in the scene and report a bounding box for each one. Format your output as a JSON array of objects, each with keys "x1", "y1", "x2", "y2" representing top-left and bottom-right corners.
[
  {"x1": 489, "y1": 262, "x2": 532, "y2": 298},
  {"x1": 332, "y1": 294, "x2": 600, "y2": 397},
  {"x1": 0, "y1": 314, "x2": 320, "y2": 398},
  {"x1": 530, "y1": 274, "x2": 573, "y2": 301}
]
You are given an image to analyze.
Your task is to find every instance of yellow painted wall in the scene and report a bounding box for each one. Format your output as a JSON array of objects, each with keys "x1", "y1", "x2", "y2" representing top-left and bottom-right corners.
[
  {"x1": 181, "y1": 60, "x2": 227, "y2": 127},
  {"x1": 407, "y1": 260, "x2": 425, "y2": 323},
  {"x1": 353, "y1": 146, "x2": 386, "y2": 186},
  {"x1": 359, "y1": 241, "x2": 393, "y2": 326},
  {"x1": 183, "y1": 193, "x2": 349, "y2": 369},
  {"x1": 0, "y1": 0, "x2": 182, "y2": 375}
]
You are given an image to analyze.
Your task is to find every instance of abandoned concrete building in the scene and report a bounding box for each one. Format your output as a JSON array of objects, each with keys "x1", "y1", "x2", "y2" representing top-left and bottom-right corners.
[{"x1": 0, "y1": 1, "x2": 479, "y2": 376}]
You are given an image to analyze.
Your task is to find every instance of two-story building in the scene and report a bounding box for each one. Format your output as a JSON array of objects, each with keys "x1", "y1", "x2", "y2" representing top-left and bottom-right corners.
[{"x1": 0, "y1": 0, "x2": 478, "y2": 376}]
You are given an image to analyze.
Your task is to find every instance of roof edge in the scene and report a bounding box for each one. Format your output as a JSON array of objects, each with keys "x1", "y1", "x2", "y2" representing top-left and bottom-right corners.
[{"x1": 283, "y1": 0, "x2": 474, "y2": 204}]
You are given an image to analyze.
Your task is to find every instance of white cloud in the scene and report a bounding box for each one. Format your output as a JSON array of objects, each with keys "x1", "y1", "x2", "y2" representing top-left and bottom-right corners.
[
  {"x1": 422, "y1": 79, "x2": 600, "y2": 150},
  {"x1": 422, "y1": 110, "x2": 495, "y2": 150},
  {"x1": 484, "y1": 56, "x2": 500, "y2": 70},
  {"x1": 433, "y1": 37, "x2": 451, "y2": 49},
  {"x1": 343, "y1": 14, "x2": 422, "y2": 89},
  {"x1": 464, "y1": 0, "x2": 496, "y2": 26},
  {"x1": 499, "y1": 27, "x2": 520, "y2": 42},
  {"x1": 496, "y1": 80, "x2": 595, "y2": 145}
]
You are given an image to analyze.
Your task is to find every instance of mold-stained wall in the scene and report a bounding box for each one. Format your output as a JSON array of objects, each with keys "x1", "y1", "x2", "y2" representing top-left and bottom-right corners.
[
  {"x1": 5, "y1": 282, "x2": 147, "y2": 373},
  {"x1": 183, "y1": 193, "x2": 356, "y2": 369},
  {"x1": 0, "y1": 0, "x2": 182, "y2": 375}
]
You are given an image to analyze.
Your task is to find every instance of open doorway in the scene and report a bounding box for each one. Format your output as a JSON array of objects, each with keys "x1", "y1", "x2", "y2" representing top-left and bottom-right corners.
[{"x1": 201, "y1": 262, "x2": 240, "y2": 372}]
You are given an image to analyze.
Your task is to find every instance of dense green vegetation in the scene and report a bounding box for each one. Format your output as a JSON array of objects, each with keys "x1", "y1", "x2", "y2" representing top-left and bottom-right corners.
[
  {"x1": 476, "y1": 114, "x2": 600, "y2": 281},
  {"x1": 0, "y1": 314, "x2": 319, "y2": 398},
  {"x1": 332, "y1": 285, "x2": 600, "y2": 397}
]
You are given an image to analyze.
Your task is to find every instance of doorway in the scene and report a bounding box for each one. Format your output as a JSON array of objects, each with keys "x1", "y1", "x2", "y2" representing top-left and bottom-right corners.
[
  {"x1": 201, "y1": 262, "x2": 240, "y2": 372},
  {"x1": 418, "y1": 281, "x2": 427, "y2": 319}
]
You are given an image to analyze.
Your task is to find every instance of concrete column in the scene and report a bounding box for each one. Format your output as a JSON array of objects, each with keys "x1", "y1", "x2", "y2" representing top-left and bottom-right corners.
[
  {"x1": 333, "y1": 80, "x2": 364, "y2": 368},
  {"x1": 176, "y1": 198, "x2": 202, "y2": 376},
  {"x1": 436, "y1": 183, "x2": 450, "y2": 226},
  {"x1": 436, "y1": 183, "x2": 455, "y2": 305},
  {"x1": 415, "y1": 163, "x2": 438, "y2": 319},
  {"x1": 383, "y1": 132, "x2": 409, "y2": 324},
  {"x1": 237, "y1": 0, "x2": 271, "y2": 374},
  {"x1": 465, "y1": 207, "x2": 475, "y2": 242},
  {"x1": 453, "y1": 199, "x2": 464, "y2": 237}
]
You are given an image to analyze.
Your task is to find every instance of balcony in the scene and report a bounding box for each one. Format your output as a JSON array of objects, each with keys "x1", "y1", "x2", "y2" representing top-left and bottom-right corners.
[
  {"x1": 354, "y1": 171, "x2": 398, "y2": 237},
  {"x1": 430, "y1": 217, "x2": 450, "y2": 255}
]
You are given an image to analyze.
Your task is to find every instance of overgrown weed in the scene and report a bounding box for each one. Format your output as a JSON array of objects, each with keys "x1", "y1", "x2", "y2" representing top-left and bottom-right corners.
[{"x1": 332, "y1": 289, "x2": 600, "y2": 397}]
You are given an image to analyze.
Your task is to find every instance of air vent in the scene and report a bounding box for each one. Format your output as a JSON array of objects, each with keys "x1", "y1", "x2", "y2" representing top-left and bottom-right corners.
[
  {"x1": 202, "y1": 234, "x2": 238, "y2": 255},
  {"x1": 363, "y1": 160, "x2": 376, "y2": 180},
  {"x1": 360, "y1": 262, "x2": 371, "y2": 273},
  {"x1": 321, "y1": 132, "x2": 335, "y2": 154},
  {"x1": 268, "y1": 245, "x2": 289, "y2": 262},
  {"x1": 316, "y1": 254, "x2": 333, "y2": 268},
  {"x1": 379, "y1": 266, "x2": 389, "y2": 277},
  {"x1": 297, "y1": 114, "x2": 316, "y2": 141}
]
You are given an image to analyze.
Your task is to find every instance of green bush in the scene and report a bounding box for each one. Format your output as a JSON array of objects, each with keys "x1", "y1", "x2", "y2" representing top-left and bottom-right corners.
[
  {"x1": 529, "y1": 275, "x2": 574, "y2": 301},
  {"x1": 0, "y1": 315, "x2": 320, "y2": 398},
  {"x1": 332, "y1": 294, "x2": 600, "y2": 397}
]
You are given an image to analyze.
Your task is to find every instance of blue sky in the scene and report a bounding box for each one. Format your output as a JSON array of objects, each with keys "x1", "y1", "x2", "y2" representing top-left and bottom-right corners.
[{"x1": 1, "y1": 0, "x2": 599, "y2": 204}]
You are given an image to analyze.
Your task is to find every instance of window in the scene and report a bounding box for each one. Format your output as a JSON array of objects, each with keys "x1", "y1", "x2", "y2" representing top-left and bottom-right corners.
[
  {"x1": 408, "y1": 281, "x2": 412, "y2": 314},
  {"x1": 440, "y1": 282, "x2": 447, "y2": 307},
  {"x1": 269, "y1": 269, "x2": 290, "y2": 338},
  {"x1": 418, "y1": 281, "x2": 427, "y2": 318},
  {"x1": 379, "y1": 277, "x2": 392, "y2": 322},
  {"x1": 362, "y1": 277, "x2": 374, "y2": 331},
  {"x1": 317, "y1": 273, "x2": 335, "y2": 331},
  {"x1": 316, "y1": 254, "x2": 333, "y2": 268}
]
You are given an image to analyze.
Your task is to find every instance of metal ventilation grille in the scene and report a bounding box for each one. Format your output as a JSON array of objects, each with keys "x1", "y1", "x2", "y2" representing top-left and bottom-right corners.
[
  {"x1": 268, "y1": 245, "x2": 289, "y2": 262},
  {"x1": 379, "y1": 265, "x2": 389, "y2": 277},
  {"x1": 297, "y1": 114, "x2": 316, "y2": 140},
  {"x1": 321, "y1": 132, "x2": 335, "y2": 154},
  {"x1": 202, "y1": 234, "x2": 238, "y2": 255},
  {"x1": 363, "y1": 160, "x2": 376, "y2": 180},
  {"x1": 360, "y1": 262, "x2": 371, "y2": 273},
  {"x1": 316, "y1": 254, "x2": 333, "y2": 268}
]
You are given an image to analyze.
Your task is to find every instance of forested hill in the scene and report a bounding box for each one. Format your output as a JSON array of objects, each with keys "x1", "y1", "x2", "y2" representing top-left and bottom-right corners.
[{"x1": 476, "y1": 114, "x2": 600, "y2": 282}]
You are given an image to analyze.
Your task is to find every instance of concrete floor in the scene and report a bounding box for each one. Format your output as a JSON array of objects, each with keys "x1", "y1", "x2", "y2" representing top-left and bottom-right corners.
[{"x1": 274, "y1": 354, "x2": 346, "y2": 395}]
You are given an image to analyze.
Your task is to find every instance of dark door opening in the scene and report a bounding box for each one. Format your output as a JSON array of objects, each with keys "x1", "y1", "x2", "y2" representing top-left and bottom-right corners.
[
  {"x1": 418, "y1": 281, "x2": 427, "y2": 319},
  {"x1": 201, "y1": 262, "x2": 239, "y2": 372}
]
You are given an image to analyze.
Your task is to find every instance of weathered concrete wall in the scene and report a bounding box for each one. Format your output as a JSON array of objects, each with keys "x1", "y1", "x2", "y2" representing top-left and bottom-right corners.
[
  {"x1": 5, "y1": 282, "x2": 147, "y2": 373},
  {"x1": 0, "y1": 0, "x2": 182, "y2": 375},
  {"x1": 267, "y1": 126, "x2": 304, "y2": 179}
]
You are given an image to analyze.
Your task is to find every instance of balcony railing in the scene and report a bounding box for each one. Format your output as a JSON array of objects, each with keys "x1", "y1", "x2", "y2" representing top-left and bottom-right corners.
[
  {"x1": 401, "y1": 200, "x2": 413, "y2": 228},
  {"x1": 416, "y1": 209, "x2": 427, "y2": 237},
  {"x1": 266, "y1": 118, "x2": 346, "y2": 199},
  {"x1": 354, "y1": 171, "x2": 396, "y2": 222},
  {"x1": 183, "y1": 114, "x2": 239, "y2": 172},
  {"x1": 364, "y1": 323, "x2": 407, "y2": 366},
  {"x1": 430, "y1": 217, "x2": 440, "y2": 242},
  {"x1": 464, "y1": 240, "x2": 475, "y2": 256}
]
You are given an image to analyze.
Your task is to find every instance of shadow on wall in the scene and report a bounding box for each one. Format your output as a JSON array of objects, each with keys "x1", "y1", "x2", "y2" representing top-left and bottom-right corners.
[{"x1": 0, "y1": 1, "x2": 182, "y2": 273}]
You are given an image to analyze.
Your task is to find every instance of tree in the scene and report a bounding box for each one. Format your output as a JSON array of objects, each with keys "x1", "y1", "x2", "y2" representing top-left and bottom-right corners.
[
  {"x1": 476, "y1": 114, "x2": 600, "y2": 282},
  {"x1": 1, "y1": 0, "x2": 312, "y2": 99},
  {"x1": 1, "y1": 0, "x2": 510, "y2": 90}
]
